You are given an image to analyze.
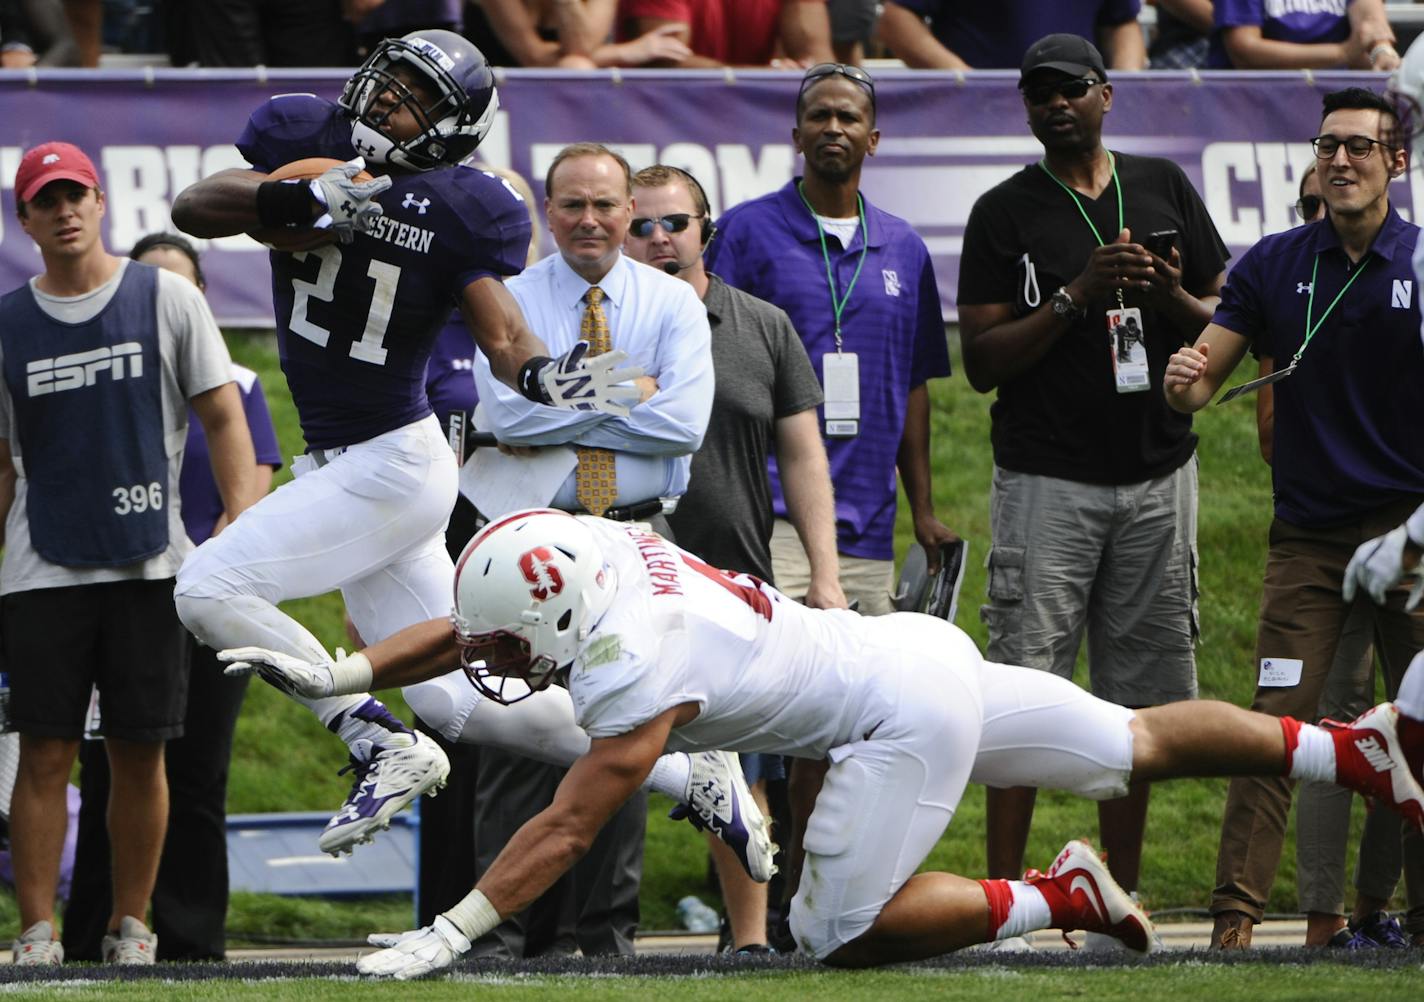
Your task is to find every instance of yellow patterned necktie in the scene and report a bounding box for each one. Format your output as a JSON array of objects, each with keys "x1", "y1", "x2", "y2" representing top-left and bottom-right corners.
[{"x1": 575, "y1": 287, "x2": 619, "y2": 516}]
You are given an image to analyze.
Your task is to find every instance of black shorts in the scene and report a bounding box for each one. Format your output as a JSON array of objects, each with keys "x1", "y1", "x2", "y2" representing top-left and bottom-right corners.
[{"x1": 2, "y1": 579, "x2": 190, "y2": 741}]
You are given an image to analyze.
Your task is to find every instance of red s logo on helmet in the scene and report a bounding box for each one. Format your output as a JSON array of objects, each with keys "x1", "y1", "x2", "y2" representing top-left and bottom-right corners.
[{"x1": 519, "y1": 547, "x2": 565, "y2": 601}]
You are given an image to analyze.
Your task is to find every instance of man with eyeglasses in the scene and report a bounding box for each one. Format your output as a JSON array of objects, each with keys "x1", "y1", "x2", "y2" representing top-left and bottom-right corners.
[
  {"x1": 957, "y1": 32, "x2": 1229, "y2": 951},
  {"x1": 707, "y1": 61, "x2": 958, "y2": 618},
  {"x1": 878, "y1": 0, "x2": 1146, "y2": 70},
  {"x1": 1165, "y1": 86, "x2": 1424, "y2": 950}
]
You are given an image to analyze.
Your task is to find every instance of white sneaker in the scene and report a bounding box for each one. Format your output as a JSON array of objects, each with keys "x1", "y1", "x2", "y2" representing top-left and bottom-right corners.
[
  {"x1": 669, "y1": 750, "x2": 777, "y2": 882},
  {"x1": 1080, "y1": 930, "x2": 1132, "y2": 953},
  {"x1": 12, "y1": 920, "x2": 62, "y2": 966},
  {"x1": 981, "y1": 934, "x2": 1036, "y2": 952},
  {"x1": 101, "y1": 916, "x2": 156, "y2": 965},
  {"x1": 320, "y1": 731, "x2": 450, "y2": 855}
]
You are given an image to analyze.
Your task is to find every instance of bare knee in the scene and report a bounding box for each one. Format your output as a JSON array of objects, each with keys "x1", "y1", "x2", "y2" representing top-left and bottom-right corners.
[
  {"x1": 105, "y1": 738, "x2": 166, "y2": 781},
  {"x1": 17, "y1": 736, "x2": 79, "y2": 789}
]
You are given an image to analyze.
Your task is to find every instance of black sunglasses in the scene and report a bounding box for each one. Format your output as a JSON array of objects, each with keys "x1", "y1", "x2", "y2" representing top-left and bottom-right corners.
[
  {"x1": 1311, "y1": 134, "x2": 1394, "y2": 161},
  {"x1": 630, "y1": 213, "x2": 700, "y2": 237},
  {"x1": 1022, "y1": 76, "x2": 1101, "y2": 106},
  {"x1": 1294, "y1": 194, "x2": 1324, "y2": 221},
  {"x1": 799, "y1": 63, "x2": 876, "y2": 107}
]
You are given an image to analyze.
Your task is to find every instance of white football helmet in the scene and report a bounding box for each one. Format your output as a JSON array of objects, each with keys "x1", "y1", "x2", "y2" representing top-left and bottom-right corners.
[
  {"x1": 1388, "y1": 36, "x2": 1424, "y2": 166},
  {"x1": 452, "y1": 509, "x2": 617, "y2": 705}
]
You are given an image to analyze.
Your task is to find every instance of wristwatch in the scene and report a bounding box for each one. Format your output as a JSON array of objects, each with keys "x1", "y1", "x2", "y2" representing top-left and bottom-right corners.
[{"x1": 1050, "y1": 286, "x2": 1083, "y2": 319}]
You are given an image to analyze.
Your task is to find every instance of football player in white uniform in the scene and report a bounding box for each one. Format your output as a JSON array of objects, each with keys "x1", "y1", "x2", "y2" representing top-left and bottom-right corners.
[{"x1": 222, "y1": 509, "x2": 1424, "y2": 977}]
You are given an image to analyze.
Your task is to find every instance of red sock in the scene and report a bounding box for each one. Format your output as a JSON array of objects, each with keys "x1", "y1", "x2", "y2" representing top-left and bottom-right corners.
[
  {"x1": 1279, "y1": 716, "x2": 1303, "y2": 775},
  {"x1": 979, "y1": 879, "x2": 1014, "y2": 939}
]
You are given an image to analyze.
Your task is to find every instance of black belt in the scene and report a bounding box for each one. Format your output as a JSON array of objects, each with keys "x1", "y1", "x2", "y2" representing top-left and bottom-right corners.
[{"x1": 574, "y1": 498, "x2": 666, "y2": 522}]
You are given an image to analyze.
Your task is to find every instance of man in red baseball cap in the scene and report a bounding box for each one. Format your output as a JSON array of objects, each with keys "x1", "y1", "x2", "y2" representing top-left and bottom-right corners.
[
  {"x1": 14, "y1": 142, "x2": 102, "y2": 205},
  {"x1": 1, "y1": 142, "x2": 258, "y2": 967}
]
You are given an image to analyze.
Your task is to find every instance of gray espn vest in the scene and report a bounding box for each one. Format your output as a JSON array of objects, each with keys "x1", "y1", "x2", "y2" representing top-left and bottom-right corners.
[{"x1": 0, "y1": 263, "x2": 169, "y2": 567}]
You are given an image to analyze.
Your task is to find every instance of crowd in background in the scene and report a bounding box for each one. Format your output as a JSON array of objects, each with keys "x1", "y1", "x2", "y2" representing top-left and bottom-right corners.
[{"x1": 2, "y1": 0, "x2": 1424, "y2": 72}]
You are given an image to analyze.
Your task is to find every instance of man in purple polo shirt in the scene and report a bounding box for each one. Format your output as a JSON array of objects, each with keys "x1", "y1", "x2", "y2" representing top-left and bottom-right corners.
[
  {"x1": 706, "y1": 62, "x2": 958, "y2": 618},
  {"x1": 878, "y1": 0, "x2": 1146, "y2": 70},
  {"x1": 1166, "y1": 86, "x2": 1424, "y2": 949}
]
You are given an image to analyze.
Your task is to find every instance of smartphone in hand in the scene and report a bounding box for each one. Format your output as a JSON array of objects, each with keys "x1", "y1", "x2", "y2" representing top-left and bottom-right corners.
[{"x1": 1144, "y1": 229, "x2": 1178, "y2": 260}]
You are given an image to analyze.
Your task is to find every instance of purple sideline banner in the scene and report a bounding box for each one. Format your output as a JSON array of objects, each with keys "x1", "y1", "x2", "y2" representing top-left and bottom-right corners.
[{"x1": 0, "y1": 68, "x2": 1409, "y2": 325}]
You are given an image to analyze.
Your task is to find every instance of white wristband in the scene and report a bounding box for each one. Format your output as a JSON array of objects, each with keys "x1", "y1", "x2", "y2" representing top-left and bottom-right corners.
[
  {"x1": 443, "y1": 889, "x2": 502, "y2": 941},
  {"x1": 329, "y1": 651, "x2": 374, "y2": 694},
  {"x1": 1406, "y1": 502, "x2": 1424, "y2": 548},
  {"x1": 1370, "y1": 43, "x2": 1396, "y2": 64}
]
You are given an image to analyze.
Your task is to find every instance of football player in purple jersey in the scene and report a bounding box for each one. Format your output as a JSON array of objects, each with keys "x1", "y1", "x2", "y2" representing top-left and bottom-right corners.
[{"x1": 167, "y1": 30, "x2": 652, "y2": 856}]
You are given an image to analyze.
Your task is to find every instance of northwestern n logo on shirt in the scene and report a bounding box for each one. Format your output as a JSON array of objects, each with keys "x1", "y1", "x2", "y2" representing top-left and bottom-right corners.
[
  {"x1": 27, "y1": 343, "x2": 143, "y2": 396},
  {"x1": 882, "y1": 269, "x2": 900, "y2": 297},
  {"x1": 1392, "y1": 279, "x2": 1413, "y2": 309}
]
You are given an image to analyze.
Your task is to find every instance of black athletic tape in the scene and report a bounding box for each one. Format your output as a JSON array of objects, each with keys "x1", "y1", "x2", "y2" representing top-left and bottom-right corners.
[
  {"x1": 517, "y1": 356, "x2": 555, "y2": 404},
  {"x1": 256, "y1": 180, "x2": 318, "y2": 228}
]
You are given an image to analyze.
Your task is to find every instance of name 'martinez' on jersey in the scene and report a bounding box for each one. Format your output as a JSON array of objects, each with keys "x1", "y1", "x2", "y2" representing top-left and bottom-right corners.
[{"x1": 27, "y1": 342, "x2": 143, "y2": 396}]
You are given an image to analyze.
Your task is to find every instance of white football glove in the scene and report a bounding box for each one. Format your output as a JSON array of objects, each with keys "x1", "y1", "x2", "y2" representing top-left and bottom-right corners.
[
  {"x1": 309, "y1": 157, "x2": 391, "y2": 244},
  {"x1": 218, "y1": 646, "x2": 336, "y2": 698},
  {"x1": 539, "y1": 341, "x2": 644, "y2": 417},
  {"x1": 357, "y1": 916, "x2": 471, "y2": 980},
  {"x1": 1342, "y1": 524, "x2": 1424, "y2": 609}
]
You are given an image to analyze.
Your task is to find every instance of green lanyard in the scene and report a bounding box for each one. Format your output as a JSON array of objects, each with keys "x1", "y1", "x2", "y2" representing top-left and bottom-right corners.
[
  {"x1": 1295, "y1": 253, "x2": 1371, "y2": 365},
  {"x1": 796, "y1": 181, "x2": 869, "y2": 353},
  {"x1": 1038, "y1": 152, "x2": 1125, "y2": 306}
]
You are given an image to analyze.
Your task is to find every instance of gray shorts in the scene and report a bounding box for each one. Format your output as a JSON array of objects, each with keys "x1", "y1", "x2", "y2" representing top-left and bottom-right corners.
[{"x1": 980, "y1": 462, "x2": 1199, "y2": 707}]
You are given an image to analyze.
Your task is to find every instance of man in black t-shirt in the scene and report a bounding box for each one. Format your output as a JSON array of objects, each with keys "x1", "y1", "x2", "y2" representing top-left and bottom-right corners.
[{"x1": 956, "y1": 33, "x2": 1229, "y2": 948}]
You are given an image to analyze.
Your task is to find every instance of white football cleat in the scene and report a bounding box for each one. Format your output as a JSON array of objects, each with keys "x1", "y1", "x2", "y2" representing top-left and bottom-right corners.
[
  {"x1": 669, "y1": 750, "x2": 777, "y2": 883},
  {"x1": 320, "y1": 730, "x2": 450, "y2": 855}
]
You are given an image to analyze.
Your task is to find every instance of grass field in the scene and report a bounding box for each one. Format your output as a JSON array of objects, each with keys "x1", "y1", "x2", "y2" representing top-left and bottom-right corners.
[
  {"x1": 0, "y1": 953, "x2": 1421, "y2": 1000},
  {"x1": 0, "y1": 326, "x2": 1389, "y2": 952}
]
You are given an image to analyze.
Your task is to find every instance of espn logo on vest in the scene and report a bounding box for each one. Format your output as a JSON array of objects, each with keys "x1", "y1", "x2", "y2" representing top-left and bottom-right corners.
[{"x1": 26, "y1": 343, "x2": 143, "y2": 396}]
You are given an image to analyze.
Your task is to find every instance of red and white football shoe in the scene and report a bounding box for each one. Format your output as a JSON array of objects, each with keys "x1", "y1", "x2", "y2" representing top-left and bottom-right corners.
[
  {"x1": 1329, "y1": 703, "x2": 1424, "y2": 829},
  {"x1": 1024, "y1": 840, "x2": 1161, "y2": 953}
]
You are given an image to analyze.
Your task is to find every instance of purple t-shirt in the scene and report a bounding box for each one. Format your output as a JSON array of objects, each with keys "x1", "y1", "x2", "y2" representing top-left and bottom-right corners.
[
  {"x1": 1211, "y1": 207, "x2": 1424, "y2": 527},
  {"x1": 238, "y1": 95, "x2": 530, "y2": 450},
  {"x1": 180, "y1": 364, "x2": 283, "y2": 545},
  {"x1": 706, "y1": 180, "x2": 951, "y2": 561},
  {"x1": 891, "y1": 0, "x2": 1140, "y2": 68},
  {"x1": 1207, "y1": 0, "x2": 1352, "y2": 68}
]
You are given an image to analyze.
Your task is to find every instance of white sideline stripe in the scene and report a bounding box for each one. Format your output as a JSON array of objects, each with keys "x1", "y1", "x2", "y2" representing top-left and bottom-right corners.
[{"x1": 266, "y1": 855, "x2": 350, "y2": 867}]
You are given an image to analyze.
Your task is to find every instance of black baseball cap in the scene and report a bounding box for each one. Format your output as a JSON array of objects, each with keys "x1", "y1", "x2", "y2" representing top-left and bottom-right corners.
[{"x1": 1019, "y1": 33, "x2": 1107, "y2": 86}]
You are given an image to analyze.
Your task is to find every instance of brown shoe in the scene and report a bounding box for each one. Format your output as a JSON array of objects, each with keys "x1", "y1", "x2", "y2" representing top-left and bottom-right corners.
[{"x1": 1211, "y1": 910, "x2": 1254, "y2": 950}]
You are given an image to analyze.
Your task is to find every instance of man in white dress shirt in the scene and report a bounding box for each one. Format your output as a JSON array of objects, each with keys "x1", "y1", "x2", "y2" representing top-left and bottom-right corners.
[
  {"x1": 466, "y1": 142, "x2": 714, "y2": 954},
  {"x1": 473, "y1": 142, "x2": 714, "y2": 534}
]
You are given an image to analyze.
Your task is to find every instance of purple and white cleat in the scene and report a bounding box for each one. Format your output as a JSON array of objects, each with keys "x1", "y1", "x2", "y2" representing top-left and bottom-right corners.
[
  {"x1": 669, "y1": 750, "x2": 777, "y2": 882},
  {"x1": 320, "y1": 730, "x2": 451, "y2": 856}
]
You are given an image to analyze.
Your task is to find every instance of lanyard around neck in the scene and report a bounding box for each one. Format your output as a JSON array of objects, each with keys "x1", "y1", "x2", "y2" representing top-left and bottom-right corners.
[
  {"x1": 796, "y1": 181, "x2": 869, "y2": 353},
  {"x1": 1039, "y1": 152, "x2": 1124, "y2": 308},
  {"x1": 1296, "y1": 252, "x2": 1371, "y2": 365},
  {"x1": 1038, "y1": 151, "x2": 1122, "y2": 247}
]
